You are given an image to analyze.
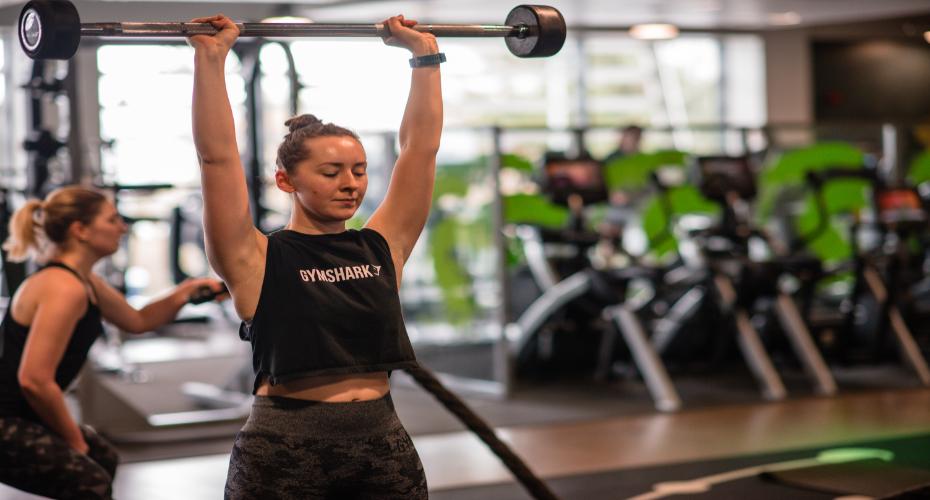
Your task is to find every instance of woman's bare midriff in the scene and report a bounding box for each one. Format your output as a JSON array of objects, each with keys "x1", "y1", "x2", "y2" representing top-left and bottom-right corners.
[{"x1": 255, "y1": 371, "x2": 390, "y2": 402}]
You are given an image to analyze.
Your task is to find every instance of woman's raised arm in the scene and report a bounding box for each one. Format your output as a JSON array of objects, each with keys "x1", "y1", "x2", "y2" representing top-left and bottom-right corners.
[
  {"x1": 190, "y1": 15, "x2": 266, "y2": 294},
  {"x1": 366, "y1": 16, "x2": 443, "y2": 276}
]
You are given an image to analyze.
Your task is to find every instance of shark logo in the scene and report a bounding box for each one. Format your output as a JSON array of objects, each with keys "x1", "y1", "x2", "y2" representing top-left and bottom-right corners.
[{"x1": 372, "y1": 265, "x2": 381, "y2": 277}]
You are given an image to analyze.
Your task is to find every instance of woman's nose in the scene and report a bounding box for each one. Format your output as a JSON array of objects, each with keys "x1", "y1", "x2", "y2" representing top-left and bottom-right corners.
[{"x1": 341, "y1": 171, "x2": 359, "y2": 189}]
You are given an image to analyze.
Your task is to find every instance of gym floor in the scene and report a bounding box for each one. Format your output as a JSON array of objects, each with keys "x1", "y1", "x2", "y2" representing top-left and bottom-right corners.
[
  {"x1": 87, "y1": 387, "x2": 930, "y2": 498},
  {"x1": 2, "y1": 371, "x2": 929, "y2": 499}
]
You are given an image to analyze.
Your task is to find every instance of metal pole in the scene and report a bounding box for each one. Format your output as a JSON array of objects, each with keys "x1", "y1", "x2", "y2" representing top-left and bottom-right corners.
[
  {"x1": 605, "y1": 304, "x2": 682, "y2": 412},
  {"x1": 65, "y1": 58, "x2": 83, "y2": 183},
  {"x1": 276, "y1": 42, "x2": 300, "y2": 117},
  {"x1": 491, "y1": 126, "x2": 513, "y2": 396}
]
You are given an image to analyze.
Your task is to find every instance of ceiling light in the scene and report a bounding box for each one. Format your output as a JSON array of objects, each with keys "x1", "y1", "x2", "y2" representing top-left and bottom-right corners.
[
  {"x1": 629, "y1": 24, "x2": 679, "y2": 40},
  {"x1": 768, "y1": 12, "x2": 802, "y2": 26},
  {"x1": 924, "y1": 31, "x2": 930, "y2": 44}
]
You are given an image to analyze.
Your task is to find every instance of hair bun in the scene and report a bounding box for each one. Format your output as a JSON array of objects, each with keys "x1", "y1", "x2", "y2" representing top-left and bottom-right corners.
[{"x1": 285, "y1": 114, "x2": 323, "y2": 133}]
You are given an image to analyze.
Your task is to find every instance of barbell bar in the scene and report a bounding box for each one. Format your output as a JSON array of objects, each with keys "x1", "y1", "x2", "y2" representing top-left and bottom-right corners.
[{"x1": 18, "y1": 0, "x2": 567, "y2": 60}]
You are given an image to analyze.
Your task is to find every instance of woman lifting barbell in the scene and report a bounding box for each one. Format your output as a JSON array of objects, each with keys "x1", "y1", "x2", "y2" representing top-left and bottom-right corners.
[
  {"x1": 188, "y1": 12, "x2": 441, "y2": 499},
  {"x1": 0, "y1": 186, "x2": 226, "y2": 499}
]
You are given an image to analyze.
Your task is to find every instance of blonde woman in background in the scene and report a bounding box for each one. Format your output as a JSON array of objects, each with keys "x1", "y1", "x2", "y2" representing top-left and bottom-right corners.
[{"x1": 0, "y1": 186, "x2": 224, "y2": 499}]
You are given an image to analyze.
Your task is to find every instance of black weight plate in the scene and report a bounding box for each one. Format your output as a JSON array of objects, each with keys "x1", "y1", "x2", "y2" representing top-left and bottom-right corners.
[
  {"x1": 528, "y1": 5, "x2": 567, "y2": 57},
  {"x1": 505, "y1": 5, "x2": 566, "y2": 58},
  {"x1": 19, "y1": 0, "x2": 81, "y2": 60}
]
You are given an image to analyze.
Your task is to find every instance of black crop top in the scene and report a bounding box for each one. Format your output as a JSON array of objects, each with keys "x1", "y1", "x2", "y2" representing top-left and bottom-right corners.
[
  {"x1": 0, "y1": 262, "x2": 104, "y2": 420},
  {"x1": 240, "y1": 228, "x2": 418, "y2": 393}
]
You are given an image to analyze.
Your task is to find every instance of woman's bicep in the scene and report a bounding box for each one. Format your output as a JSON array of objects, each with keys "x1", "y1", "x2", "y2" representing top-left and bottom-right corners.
[
  {"x1": 204, "y1": 226, "x2": 267, "y2": 287},
  {"x1": 201, "y1": 158, "x2": 258, "y2": 264}
]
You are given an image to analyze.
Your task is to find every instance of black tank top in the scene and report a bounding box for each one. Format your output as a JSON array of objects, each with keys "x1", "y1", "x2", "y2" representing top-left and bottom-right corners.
[
  {"x1": 0, "y1": 262, "x2": 104, "y2": 420},
  {"x1": 241, "y1": 228, "x2": 418, "y2": 393}
]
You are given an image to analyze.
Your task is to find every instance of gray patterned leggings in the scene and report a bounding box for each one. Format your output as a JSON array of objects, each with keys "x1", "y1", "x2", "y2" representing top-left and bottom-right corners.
[
  {"x1": 0, "y1": 417, "x2": 119, "y2": 499},
  {"x1": 225, "y1": 393, "x2": 428, "y2": 500}
]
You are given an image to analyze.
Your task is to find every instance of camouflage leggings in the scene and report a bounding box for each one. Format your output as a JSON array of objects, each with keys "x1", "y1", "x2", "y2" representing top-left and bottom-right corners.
[
  {"x1": 0, "y1": 417, "x2": 118, "y2": 499},
  {"x1": 225, "y1": 393, "x2": 428, "y2": 500}
]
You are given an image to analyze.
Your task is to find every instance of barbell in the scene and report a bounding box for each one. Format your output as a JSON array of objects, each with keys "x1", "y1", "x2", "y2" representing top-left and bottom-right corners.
[{"x1": 18, "y1": 0, "x2": 567, "y2": 60}]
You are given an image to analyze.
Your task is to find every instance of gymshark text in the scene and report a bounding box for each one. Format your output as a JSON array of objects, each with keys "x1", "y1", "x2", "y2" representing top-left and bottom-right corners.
[{"x1": 298, "y1": 265, "x2": 382, "y2": 283}]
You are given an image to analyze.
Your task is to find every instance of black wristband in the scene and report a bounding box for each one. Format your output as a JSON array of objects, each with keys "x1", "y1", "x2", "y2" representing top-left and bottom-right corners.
[{"x1": 409, "y1": 52, "x2": 446, "y2": 68}]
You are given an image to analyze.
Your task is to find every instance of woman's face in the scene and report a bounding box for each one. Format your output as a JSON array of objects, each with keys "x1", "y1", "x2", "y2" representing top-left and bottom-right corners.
[
  {"x1": 277, "y1": 135, "x2": 368, "y2": 223},
  {"x1": 82, "y1": 201, "x2": 128, "y2": 256}
]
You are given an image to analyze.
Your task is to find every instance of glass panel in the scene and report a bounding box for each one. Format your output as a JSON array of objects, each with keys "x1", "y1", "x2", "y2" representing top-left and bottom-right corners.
[
  {"x1": 97, "y1": 45, "x2": 245, "y2": 296},
  {"x1": 437, "y1": 39, "x2": 577, "y2": 128},
  {"x1": 259, "y1": 42, "x2": 294, "y2": 232},
  {"x1": 402, "y1": 129, "x2": 501, "y2": 380},
  {"x1": 723, "y1": 35, "x2": 766, "y2": 127},
  {"x1": 291, "y1": 40, "x2": 409, "y2": 131},
  {"x1": 259, "y1": 42, "x2": 290, "y2": 76},
  {"x1": 584, "y1": 36, "x2": 657, "y2": 128},
  {"x1": 584, "y1": 34, "x2": 728, "y2": 156},
  {"x1": 290, "y1": 38, "x2": 576, "y2": 130},
  {"x1": 97, "y1": 45, "x2": 245, "y2": 187},
  {"x1": 654, "y1": 36, "x2": 722, "y2": 125}
]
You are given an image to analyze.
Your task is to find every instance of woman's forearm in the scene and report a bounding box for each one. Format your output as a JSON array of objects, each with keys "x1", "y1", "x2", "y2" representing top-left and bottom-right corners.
[
  {"x1": 22, "y1": 383, "x2": 86, "y2": 451},
  {"x1": 192, "y1": 52, "x2": 239, "y2": 165},
  {"x1": 134, "y1": 287, "x2": 190, "y2": 333},
  {"x1": 398, "y1": 47, "x2": 443, "y2": 153}
]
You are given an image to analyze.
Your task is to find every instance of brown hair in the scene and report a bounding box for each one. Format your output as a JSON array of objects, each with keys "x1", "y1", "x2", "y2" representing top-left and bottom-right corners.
[
  {"x1": 275, "y1": 114, "x2": 361, "y2": 174},
  {"x1": 2, "y1": 186, "x2": 108, "y2": 262}
]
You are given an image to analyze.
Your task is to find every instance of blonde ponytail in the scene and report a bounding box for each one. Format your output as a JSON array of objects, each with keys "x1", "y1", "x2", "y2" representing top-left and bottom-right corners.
[
  {"x1": 2, "y1": 186, "x2": 108, "y2": 263},
  {"x1": 3, "y1": 199, "x2": 45, "y2": 263}
]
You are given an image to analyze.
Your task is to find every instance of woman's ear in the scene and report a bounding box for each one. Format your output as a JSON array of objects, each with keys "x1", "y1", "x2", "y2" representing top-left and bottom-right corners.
[
  {"x1": 274, "y1": 169, "x2": 296, "y2": 193},
  {"x1": 69, "y1": 221, "x2": 91, "y2": 244}
]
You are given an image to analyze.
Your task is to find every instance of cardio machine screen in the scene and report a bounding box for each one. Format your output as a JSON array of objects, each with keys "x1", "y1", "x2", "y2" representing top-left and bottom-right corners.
[
  {"x1": 877, "y1": 189, "x2": 921, "y2": 213},
  {"x1": 543, "y1": 158, "x2": 607, "y2": 206},
  {"x1": 877, "y1": 188, "x2": 925, "y2": 224},
  {"x1": 696, "y1": 155, "x2": 756, "y2": 202}
]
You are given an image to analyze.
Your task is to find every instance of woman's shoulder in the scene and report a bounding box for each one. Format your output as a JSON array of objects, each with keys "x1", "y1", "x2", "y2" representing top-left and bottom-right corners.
[
  {"x1": 34, "y1": 268, "x2": 87, "y2": 296},
  {"x1": 32, "y1": 265, "x2": 85, "y2": 287},
  {"x1": 14, "y1": 268, "x2": 88, "y2": 316}
]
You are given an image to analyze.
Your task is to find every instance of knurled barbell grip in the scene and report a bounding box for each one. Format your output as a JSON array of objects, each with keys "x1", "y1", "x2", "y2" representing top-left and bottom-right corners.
[{"x1": 80, "y1": 22, "x2": 529, "y2": 39}]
